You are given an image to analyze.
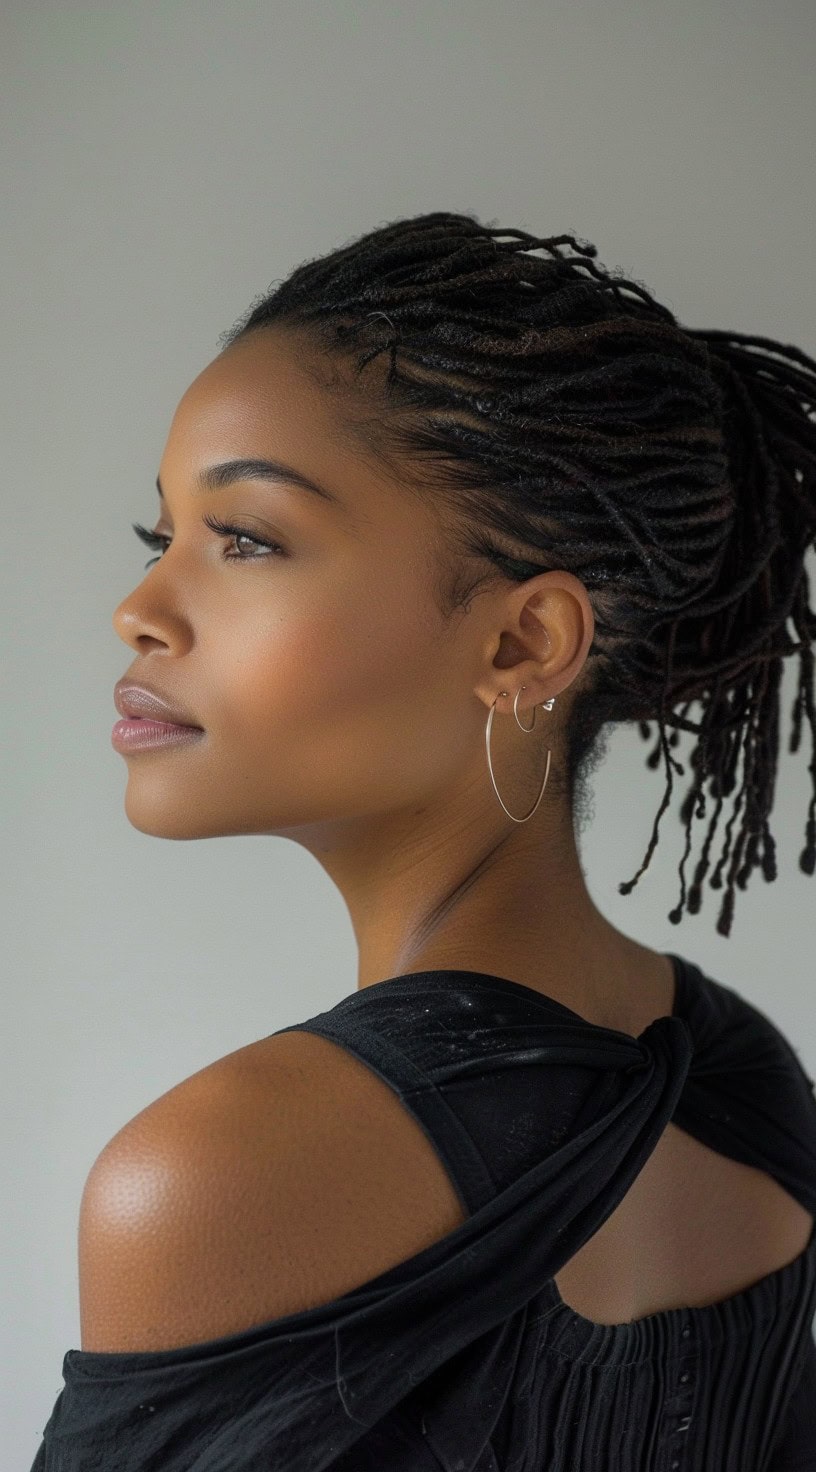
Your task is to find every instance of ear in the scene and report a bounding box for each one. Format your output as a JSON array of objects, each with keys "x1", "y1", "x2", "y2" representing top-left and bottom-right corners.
[{"x1": 474, "y1": 570, "x2": 595, "y2": 716}]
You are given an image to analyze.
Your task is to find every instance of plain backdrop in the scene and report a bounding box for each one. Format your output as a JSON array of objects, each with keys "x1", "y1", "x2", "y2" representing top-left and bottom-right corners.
[{"x1": 3, "y1": 2, "x2": 815, "y2": 1464}]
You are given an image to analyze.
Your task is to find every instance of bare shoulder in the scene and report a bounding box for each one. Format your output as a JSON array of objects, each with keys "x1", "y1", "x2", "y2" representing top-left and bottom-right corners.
[{"x1": 78, "y1": 1028, "x2": 467, "y2": 1353}]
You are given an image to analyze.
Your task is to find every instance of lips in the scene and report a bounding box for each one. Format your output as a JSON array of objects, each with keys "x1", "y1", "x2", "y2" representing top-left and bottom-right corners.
[{"x1": 114, "y1": 678, "x2": 202, "y2": 728}]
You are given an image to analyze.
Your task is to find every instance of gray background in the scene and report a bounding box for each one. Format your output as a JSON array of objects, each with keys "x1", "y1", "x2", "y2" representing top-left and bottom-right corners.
[{"x1": 3, "y1": 2, "x2": 815, "y2": 1464}]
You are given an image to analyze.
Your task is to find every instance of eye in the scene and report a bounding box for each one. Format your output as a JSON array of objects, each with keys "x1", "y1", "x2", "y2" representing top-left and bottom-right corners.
[
  {"x1": 131, "y1": 524, "x2": 171, "y2": 568},
  {"x1": 131, "y1": 517, "x2": 288, "y2": 569}
]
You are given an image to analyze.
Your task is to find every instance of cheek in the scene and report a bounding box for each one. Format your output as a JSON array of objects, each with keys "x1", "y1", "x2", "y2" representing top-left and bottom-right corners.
[{"x1": 212, "y1": 564, "x2": 441, "y2": 743}]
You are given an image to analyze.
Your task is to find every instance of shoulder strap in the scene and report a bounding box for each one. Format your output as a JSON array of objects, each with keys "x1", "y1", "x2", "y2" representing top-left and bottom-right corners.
[{"x1": 277, "y1": 979, "x2": 695, "y2": 1240}]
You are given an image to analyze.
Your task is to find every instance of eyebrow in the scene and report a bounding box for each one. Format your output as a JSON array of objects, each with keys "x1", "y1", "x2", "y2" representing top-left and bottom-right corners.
[{"x1": 155, "y1": 458, "x2": 340, "y2": 507}]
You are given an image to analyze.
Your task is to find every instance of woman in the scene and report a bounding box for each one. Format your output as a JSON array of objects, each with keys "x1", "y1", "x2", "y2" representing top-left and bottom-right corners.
[{"x1": 32, "y1": 212, "x2": 816, "y2": 1469}]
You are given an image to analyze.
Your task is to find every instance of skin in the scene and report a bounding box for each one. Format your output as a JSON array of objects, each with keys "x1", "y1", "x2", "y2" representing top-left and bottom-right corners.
[{"x1": 112, "y1": 326, "x2": 675, "y2": 1030}]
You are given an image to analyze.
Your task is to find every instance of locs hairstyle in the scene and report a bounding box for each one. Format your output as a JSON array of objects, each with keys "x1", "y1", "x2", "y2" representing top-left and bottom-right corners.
[{"x1": 215, "y1": 211, "x2": 816, "y2": 938}]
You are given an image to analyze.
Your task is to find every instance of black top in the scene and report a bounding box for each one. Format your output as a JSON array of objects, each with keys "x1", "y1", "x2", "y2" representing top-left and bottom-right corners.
[{"x1": 30, "y1": 953, "x2": 816, "y2": 1471}]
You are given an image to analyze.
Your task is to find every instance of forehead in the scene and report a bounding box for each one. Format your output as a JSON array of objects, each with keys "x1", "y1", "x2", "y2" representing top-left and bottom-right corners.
[
  {"x1": 161, "y1": 327, "x2": 433, "y2": 535},
  {"x1": 170, "y1": 329, "x2": 359, "y2": 465}
]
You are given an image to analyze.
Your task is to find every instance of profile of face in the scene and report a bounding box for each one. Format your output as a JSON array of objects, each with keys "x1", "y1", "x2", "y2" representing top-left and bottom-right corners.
[{"x1": 112, "y1": 328, "x2": 592, "y2": 860}]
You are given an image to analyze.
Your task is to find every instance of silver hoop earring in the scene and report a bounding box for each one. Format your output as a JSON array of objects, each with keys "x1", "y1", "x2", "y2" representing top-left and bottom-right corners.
[{"x1": 485, "y1": 685, "x2": 556, "y2": 823}]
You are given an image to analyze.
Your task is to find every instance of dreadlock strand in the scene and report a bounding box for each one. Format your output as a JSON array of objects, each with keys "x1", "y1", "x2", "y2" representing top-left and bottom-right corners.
[
  {"x1": 795, "y1": 638, "x2": 816, "y2": 875},
  {"x1": 618, "y1": 616, "x2": 684, "y2": 905}
]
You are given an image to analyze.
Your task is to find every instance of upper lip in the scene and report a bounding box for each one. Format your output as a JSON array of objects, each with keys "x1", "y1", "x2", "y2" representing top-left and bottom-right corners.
[{"x1": 114, "y1": 678, "x2": 202, "y2": 728}]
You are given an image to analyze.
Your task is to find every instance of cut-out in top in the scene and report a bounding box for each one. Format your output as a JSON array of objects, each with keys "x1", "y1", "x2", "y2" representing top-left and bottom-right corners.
[{"x1": 30, "y1": 952, "x2": 816, "y2": 1470}]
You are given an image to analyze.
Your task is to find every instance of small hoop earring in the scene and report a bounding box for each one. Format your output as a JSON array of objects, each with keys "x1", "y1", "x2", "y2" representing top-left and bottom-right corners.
[
  {"x1": 485, "y1": 685, "x2": 556, "y2": 823},
  {"x1": 513, "y1": 686, "x2": 536, "y2": 731}
]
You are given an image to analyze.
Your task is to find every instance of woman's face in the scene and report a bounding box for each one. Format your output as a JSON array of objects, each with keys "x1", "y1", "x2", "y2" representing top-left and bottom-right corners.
[{"x1": 112, "y1": 328, "x2": 516, "y2": 847}]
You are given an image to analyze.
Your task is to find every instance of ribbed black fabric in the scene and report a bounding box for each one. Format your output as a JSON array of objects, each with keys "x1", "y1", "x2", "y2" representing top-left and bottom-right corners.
[{"x1": 30, "y1": 953, "x2": 816, "y2": 1470}]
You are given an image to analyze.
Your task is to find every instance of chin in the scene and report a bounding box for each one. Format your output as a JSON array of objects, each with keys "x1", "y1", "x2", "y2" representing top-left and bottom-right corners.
[{"x1": 122, "y1": 789, "x2": 217, "y2": 841}]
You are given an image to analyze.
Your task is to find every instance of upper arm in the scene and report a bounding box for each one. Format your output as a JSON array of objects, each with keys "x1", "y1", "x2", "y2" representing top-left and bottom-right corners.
[{"x1": 78, "y1": 1030, "x2": 468, "y2": 1353}]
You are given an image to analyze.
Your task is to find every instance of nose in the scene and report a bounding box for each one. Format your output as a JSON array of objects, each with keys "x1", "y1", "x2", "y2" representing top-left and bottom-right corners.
[{"x1": 111, "y1": 591, "x2": 190, "y2": 655}]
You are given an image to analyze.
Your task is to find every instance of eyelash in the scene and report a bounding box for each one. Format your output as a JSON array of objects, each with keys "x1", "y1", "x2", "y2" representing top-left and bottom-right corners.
[{"x1": 132, "y1": 514, "x2": 288, "y2": 568}]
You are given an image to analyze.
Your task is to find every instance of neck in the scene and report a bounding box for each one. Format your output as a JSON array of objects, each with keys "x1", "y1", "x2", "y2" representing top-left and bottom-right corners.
[{"x1": 286, "y1": 788, "x2": 667, "y2": 1025}]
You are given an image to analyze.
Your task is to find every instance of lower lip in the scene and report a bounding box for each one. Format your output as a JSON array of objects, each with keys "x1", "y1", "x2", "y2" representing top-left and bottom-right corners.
[{"x1": 111, "y1": 718, "x2": 205, "y2": 751}]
